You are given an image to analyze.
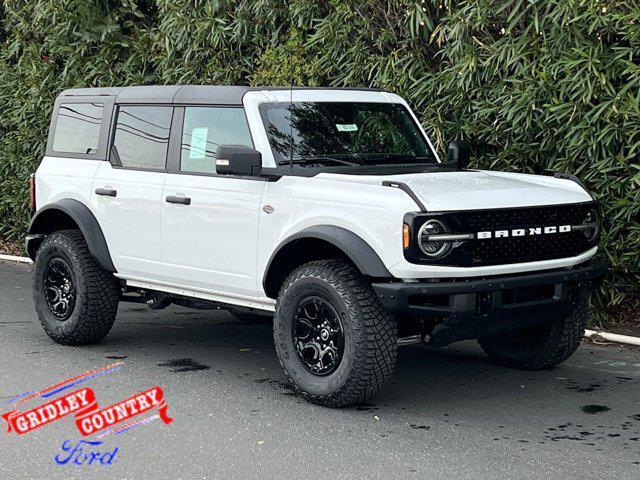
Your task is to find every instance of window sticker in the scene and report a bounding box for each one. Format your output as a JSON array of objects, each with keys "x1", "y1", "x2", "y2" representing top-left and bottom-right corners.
[
  {"x1": 336, "y1": 124, "x2": 358, "y2": 132},
  {"x1": 189, "y1": 127, "x2": 209, "y2": 160}
]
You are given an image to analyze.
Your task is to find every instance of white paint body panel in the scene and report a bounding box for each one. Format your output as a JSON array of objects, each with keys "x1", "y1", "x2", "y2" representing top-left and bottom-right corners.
[
  {"x1": 317, "y1": 170, "x2": 592, "y2": 211},
  {"x1": 35, "y1": 89, "x2": 598, "y2": 307},
  {"x1": 256, "y1": 175, "x2": 417, "y2": 294},
  {"x1": 35, "y1": 156, "x2": 101, "y2": 213},
  {"x1": 160, "y1": 173, "x2": 265, "y2": 296},
  {"x1": 255, "y1": 173, "x2": 595, "y2": 292},
  {"x1": 91, "y1": 162, "x2": 165, "y2": 279}
]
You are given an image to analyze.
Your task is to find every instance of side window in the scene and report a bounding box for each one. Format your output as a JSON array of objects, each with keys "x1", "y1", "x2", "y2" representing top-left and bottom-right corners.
[
  {"x1": 180, "y1": 107, "x2": 253, "y2": 174},
  {"x1": 52, "y1": 103, "x2": 103, "y2": 154},
  {"x1": 112, "y1": 106, "x2": 172, "y2": 170}
]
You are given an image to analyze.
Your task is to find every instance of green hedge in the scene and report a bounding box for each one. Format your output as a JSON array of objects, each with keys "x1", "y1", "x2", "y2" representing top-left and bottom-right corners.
[{"x1": 1, "y1": 1, "x2": 638, "y2": 321}]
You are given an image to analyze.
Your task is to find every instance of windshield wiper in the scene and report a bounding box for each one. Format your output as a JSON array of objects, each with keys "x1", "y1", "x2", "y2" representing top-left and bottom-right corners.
[
  {"x1": 288, "y1": 156, "x2": 359, "y2": 167},
  {"x1": 356, "y1": 153, "x2": 438, "y2": 164}
]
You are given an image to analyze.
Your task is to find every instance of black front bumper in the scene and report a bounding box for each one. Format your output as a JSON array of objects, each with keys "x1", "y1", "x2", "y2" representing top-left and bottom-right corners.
[{"x1": 372, "y1": 262, "x2": 607, "y2": 346}]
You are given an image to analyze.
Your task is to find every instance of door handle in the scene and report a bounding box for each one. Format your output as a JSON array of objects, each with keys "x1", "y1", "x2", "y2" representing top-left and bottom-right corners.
[
  {"x1": 95, "y1": 188, "x2": 117, "y2": 197},
  {"x1": 165, "y1": 195, "x2": 191, "y2": 205}
]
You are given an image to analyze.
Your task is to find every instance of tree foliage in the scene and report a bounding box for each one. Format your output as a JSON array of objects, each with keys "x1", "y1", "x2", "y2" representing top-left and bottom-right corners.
[{"x1": 0, "y1": 0, "x2": 638, "y2": 321}]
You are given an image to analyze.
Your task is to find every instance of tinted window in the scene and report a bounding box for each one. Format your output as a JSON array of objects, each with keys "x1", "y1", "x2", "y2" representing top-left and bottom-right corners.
[
  {"x1": 52, "y1": 103, "x2": 103, "y2": 154},
  {"x1": 112, "y1": 106, "x2": 172, "y2": 169},
  {"x1": 180, "y1": 107, "x2": 253, "y2": 174},
  {"x1": 259, "y1": 102, "x2": 435, "y2": 166}
]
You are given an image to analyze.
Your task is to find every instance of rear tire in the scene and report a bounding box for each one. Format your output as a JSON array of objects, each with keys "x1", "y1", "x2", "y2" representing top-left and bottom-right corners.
[
  {"x1": 33, "y1": 230, "x2": 120, "y2": 345},
  {"x1": 479, "y1": 304, "x2": 588, "y2": 370},
  {"x1": 273, "y1": 259, "x2": 397, "y2": 407}
]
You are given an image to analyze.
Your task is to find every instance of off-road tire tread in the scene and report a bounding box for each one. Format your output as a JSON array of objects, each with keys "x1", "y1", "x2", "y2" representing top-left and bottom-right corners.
[
  {"x1": 275, "y1": 259, "x2": 397, "y2": 407},
  {"x1": 34, "y1": 229, "x2": 120, "y2": 345},
  {"x1": 479, "y1": 303, "x2": 588, "y2": 370}
]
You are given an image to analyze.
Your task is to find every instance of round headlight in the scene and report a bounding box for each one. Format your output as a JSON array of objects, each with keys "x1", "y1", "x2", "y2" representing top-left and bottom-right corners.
[
  {"x1": 581, "y1": 209, "x2": 599, "y2": 241},
  {"x1": 418, "y1": 219, "x2": 453, "y2": 258}
]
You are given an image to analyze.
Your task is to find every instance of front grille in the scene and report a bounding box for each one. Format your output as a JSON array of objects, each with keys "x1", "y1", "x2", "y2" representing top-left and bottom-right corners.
[
  {"x1": 469, "y1": 232, "x2": 586, "y2": 265},
  {"x1": 406, "y1": 202, "x2": 597, "y2": 267}
]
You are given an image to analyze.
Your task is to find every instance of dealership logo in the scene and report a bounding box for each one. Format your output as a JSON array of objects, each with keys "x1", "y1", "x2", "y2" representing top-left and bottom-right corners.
[
  {"x1": 477, "y1": 225, "x2": 571, "y2": 239},
  {"x1": 55, "y1": 439, "x2": 118, "y2": 466},
  {"x1": 2, "y1": 362, "x2": 173, "y2": 466},
  {"x1": 3, "y1": 385, "x2": 172, "y2": 436}
]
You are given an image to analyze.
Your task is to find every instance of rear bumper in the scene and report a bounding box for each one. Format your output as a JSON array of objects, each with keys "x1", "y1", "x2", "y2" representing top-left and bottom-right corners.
[{"x1": 372, "y1": 261, "x2": 607, "y2": 345}]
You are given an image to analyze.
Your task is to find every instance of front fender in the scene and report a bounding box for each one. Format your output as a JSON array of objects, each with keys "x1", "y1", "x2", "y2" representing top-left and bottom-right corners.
[{"x1": 263, "y1": 225, "x2": 391, "y2": 293}]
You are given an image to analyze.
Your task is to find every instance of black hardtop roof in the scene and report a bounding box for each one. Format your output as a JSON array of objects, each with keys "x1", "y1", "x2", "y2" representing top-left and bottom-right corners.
[{"x1": 58, "y1": 85, "x2": 384, "y2": 105}]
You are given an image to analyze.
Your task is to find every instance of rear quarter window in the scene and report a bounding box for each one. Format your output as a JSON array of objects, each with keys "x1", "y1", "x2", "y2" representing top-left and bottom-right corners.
[{"x1": 52, "y1": 103, "x2": 104, "y2": 154}]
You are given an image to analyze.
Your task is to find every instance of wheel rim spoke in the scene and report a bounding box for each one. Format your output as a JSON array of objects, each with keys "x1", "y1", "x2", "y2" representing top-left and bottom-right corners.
[
  {"x1": 292, "y1": 296, "x2": 344, "y2": 376},
  {"x1": 43, "y1": 257, "x2": 76, "y2": 321}
]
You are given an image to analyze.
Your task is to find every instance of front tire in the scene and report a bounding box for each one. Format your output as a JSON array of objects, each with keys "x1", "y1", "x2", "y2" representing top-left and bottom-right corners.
[
  {"x1": 479, "y1": 304, "x2": 588, "y2": 370},
  {"x1": 33, "y1": 230, "x2": 120, "y2": 345},
  {"x1": 273, "y1": 260, "x2": 397, "y2": 407}
]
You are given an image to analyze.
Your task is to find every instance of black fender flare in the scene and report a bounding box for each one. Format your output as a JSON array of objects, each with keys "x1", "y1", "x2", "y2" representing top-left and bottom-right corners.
[
  {"x1": 263, "y1": 225, "x2": 391, "y2": 295},
  {"x1": 27, "y1": 199, "x2": 116, "y2": 272},
  {"x1": 553, "y1": 172, "x2": 595, "y2": 200}
]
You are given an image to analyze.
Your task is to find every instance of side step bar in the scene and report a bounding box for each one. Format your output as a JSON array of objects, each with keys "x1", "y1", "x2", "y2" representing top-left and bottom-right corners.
[{"x1": 397, "y1": 335, "x2": 422, "y2": 346}]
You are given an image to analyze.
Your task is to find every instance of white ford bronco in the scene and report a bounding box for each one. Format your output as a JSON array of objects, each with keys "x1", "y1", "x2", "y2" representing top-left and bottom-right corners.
[{"x1": 27, "y1": 86, "x2": 606, "y2": 407}]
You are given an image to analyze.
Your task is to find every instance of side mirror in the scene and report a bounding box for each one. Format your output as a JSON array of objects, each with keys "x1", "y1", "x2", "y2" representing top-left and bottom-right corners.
[
  {"x1": 447, "y1": 141, "x2": 471, "y2": 170},
  {"x1": 215, "y1": 145, "x2": 262, "y2": 176}
]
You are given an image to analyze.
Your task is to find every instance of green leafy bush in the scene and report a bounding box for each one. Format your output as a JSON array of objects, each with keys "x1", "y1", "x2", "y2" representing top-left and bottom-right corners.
[{"x1": 0, "y1": 0, "x2": 638, "y2": 322}]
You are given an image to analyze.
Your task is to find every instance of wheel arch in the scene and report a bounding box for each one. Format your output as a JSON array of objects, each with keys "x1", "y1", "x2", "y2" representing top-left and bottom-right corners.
[
  {"x1": 262, "y1": 225, "x2": 391, "y2": 299},
  {"x1": 27, "y1": 199, "x2": 116, "y2": 272}
]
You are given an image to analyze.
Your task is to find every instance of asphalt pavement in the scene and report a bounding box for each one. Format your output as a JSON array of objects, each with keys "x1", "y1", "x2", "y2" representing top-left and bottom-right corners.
[{"x1": 1, "y1": 259, "x2": 639, "y2": 479}]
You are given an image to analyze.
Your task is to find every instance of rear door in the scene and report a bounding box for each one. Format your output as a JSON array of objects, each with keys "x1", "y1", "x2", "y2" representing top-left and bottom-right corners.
[
  {"x1": 159, "y1": 105, "x2": 266, "y2": 299},
  {"x1": 91, "y1": 105, "x2": 172, "y2": 279}
]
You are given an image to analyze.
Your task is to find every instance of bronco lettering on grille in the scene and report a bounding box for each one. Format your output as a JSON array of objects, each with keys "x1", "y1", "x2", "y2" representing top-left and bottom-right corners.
[{"x1": 477, "y1": 225, "x2": 571, "y2": 239}]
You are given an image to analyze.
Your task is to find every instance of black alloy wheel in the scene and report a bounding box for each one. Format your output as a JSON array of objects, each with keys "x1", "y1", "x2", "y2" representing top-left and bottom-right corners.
[
  {"x1": 33, "y1": 230, "x2": 120, "y2": 345},
  {"x1": 43, "y1": 257, "x2": 77, "y2": 320},
  {"x1": 273, "y1": 259, "x2": 398, "y2": 407},
  {"x1": 292, "y1": 296, "x2": 345, "y2": 376}
]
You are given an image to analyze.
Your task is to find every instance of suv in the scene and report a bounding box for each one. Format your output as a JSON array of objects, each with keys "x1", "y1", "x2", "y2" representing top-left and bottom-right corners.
[{"x1": 27, "y1": 86, "x2": 606, "y2": 407}]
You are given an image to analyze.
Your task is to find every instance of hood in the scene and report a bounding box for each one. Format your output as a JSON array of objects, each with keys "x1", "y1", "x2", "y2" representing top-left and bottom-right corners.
[{"x1": 316, "y1": 170, "x2": 593, "y2": 211}]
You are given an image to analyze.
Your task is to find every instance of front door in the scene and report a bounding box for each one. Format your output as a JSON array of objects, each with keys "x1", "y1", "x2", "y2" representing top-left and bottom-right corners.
[{"x1": 159, "y1": 106, "x2": 265, "y2": 299}]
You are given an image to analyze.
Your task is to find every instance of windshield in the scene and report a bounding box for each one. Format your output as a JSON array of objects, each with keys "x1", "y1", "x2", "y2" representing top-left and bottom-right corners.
[{"x1": 258, "y1": 102, "x2": 437, "y2": 166}]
